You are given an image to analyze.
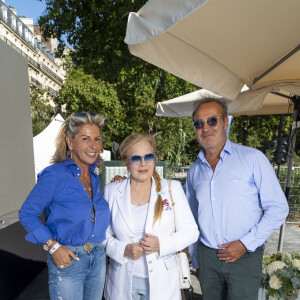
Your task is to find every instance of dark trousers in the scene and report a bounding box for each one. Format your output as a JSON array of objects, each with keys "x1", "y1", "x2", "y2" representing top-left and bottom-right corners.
[{"x1": 197, "y1": 243, "x2": 263, "y2": 300}]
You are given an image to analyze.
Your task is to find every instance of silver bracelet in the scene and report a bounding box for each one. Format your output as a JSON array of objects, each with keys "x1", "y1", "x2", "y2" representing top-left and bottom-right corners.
[{"x1": 49, "y1": 243, "x2": 61, "y2": 255}]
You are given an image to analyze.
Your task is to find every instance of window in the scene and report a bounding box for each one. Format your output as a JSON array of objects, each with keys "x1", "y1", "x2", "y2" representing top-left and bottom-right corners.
[{"x1": 2, "y1": 7, "x2": 7, "y2": 21}]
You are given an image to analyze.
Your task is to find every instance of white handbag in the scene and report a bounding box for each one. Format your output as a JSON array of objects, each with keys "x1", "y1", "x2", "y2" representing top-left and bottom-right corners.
[{"x1": 168, "y1": 180, "x2": 191, "y2": 289}]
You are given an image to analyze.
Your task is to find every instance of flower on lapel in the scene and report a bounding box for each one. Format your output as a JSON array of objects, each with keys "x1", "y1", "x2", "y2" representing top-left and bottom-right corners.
[{"x1": 162, "y1": 199, "x2": 172, "y2": 210}]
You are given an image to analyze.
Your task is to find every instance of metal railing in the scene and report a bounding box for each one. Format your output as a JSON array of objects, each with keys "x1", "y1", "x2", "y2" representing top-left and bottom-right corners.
[
  {"x1": 42, "y1": 64, "x2": 64, "y2": 84},
  {"x1": 47, "y1": 86, "x2": 58, "y2": 97},
  {"x1": 29, "y1": 77, "x2": 43, "y2": 89}
]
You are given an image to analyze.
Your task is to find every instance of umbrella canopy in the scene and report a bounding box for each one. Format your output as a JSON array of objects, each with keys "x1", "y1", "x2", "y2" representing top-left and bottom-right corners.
[
  {"x1": 156, "y1": 89, "x2": 294, "y2": 117},
  {"x1": 125, "y1": 0, "x2": 300, "y2": 101}
]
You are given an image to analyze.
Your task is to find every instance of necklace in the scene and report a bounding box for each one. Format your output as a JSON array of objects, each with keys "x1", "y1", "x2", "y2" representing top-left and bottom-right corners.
[
  {"x1": 80, "y1": 175, "x2": 92, "y2": 192},
  {"x1": 79, "y1": 175, "x2": 95, "y2": 222}
]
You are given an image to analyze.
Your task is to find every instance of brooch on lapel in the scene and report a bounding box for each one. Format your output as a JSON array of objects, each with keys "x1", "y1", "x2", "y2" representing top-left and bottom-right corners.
[{"x1": 162, "y1": 199, "x2": 172, "y2": 211}]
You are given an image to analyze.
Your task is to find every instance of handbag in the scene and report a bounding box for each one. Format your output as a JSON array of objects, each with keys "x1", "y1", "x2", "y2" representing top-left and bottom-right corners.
[{"x1": 168, "y1": 180, "x2": 191, "y2": 290}]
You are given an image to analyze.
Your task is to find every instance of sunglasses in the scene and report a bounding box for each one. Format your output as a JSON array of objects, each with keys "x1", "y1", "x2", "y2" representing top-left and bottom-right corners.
[
  {"x1": 128, "y1": 153, "x2": 156, "y2": 164},
  {"x1": 72, "y1": 111, "x2": 97, "y2": 118},
  {"x1": 193, "y1": 116, "x2": 222, "y2": 130}
]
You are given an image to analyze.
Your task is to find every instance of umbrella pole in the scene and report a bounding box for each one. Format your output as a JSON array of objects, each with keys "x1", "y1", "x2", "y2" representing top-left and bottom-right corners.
[{"x1": 277, "y1": 96, "x2": 300, "y2": 251}]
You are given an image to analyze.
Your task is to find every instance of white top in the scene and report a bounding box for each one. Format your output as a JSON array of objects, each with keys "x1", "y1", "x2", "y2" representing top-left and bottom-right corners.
[{"x1": 131, "y1": 203, "x2": 149, "y2": 278}]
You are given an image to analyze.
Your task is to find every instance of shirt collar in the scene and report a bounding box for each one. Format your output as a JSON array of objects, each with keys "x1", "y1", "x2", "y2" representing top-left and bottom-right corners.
[
  {"x1": 198, "y1": 138, "x2": 232, "y2": 162},
  {"x1": 64, "y1": 156, "x2": 98, "y2": 176}
]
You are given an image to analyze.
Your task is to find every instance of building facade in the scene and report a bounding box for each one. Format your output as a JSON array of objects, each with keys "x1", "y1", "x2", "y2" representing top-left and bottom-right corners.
[{"x1": 0, "y1": 0, "x2": 65, "y2": 102}]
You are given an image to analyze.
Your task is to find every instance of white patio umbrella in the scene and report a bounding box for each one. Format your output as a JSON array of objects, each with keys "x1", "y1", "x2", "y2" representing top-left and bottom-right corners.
[
  {"x1": 156, "y1": 89, "x2": 294, "y2": 117},
  {"x1": 125, "y1": 0, "x2": 300, "y2": 101}
]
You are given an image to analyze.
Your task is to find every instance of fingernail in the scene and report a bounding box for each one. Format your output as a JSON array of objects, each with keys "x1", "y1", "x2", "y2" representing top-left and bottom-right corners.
[{"x1": 75, "y1": 257, "x2": 79, "y2": 261}]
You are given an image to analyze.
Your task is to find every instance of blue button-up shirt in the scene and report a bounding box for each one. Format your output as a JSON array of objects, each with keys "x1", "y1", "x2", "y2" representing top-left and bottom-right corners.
[
  {"x1": 19, "y1": 157, "x2": 110, "y2": 246},
  {"x1": 186, "y1": 139, "x2": 288, "y2": 263}
]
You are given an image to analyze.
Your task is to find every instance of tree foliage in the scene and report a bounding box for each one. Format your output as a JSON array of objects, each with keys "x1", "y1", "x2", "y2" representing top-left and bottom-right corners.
[
  {"x1": 55, "y1": 66, "x2": 126, "y2": 148},
  {"x1": 31, "y1": 89, "x2": 55, "y2": 136},
  {"x1": 38, "y1": 0, "x2": 299, "y2": 164}
]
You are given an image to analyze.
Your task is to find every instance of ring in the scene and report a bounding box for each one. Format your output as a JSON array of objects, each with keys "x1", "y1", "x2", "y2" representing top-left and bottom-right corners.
[
  {"x1": 149, "y1": 248, "x2": 153, "y2": 252},
  {"x1": 227, "y1": 257, "x2": 230, "y2": 261},
  {"x1": 59, "y1": 265, "x2": 65, "y2": 269}
]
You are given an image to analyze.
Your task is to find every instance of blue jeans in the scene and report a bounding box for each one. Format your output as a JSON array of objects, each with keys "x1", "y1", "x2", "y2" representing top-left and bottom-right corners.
[
  {"x1": 132, "y1": 276, "x2": 150, "y2": 300},
  {"x1": 47, "y1": 242, "x2": 106, "y2": 300}
]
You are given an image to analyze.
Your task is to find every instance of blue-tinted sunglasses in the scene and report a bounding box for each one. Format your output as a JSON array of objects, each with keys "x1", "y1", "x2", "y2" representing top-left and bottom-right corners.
[
  {"x1": 129, "y1": 153, "x2": 156, "y2": 164},
  {"x1": 72, "y1": 111, "x2": 97, "y2": 117},
  {"x1": 193, "y1": 116, "x2": 222, "y2": 130}
]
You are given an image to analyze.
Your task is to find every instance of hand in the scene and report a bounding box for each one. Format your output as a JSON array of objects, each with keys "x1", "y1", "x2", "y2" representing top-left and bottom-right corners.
[
  {"x1": 140, "y1": 233, "x2": 160, "y2": 254},
  {"x1": 217, "y1": 240, "x2": 247, "y2": 263},
  {"x1": 111, "y1": 175, "x2": 126, "y2": 182},
  {"x1": 124, "y1": 243, "x2": 144, "y2": 260},
  {"x1": 52, "y1": 244, "x2": 79, "y2": 268}
]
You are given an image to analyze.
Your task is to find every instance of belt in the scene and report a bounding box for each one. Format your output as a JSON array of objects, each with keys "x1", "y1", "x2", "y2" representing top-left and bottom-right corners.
[
  {"x1": 64, "y1": 241, "x2": 104, "y2": 253},
  {"x1": 200, "y1": 242, "x2": 264, "y2": 253}
]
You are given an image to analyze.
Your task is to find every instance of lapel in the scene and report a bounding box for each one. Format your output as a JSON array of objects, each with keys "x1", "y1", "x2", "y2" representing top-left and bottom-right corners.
[
  {"x1": 115, "y1": 178, "x2": 135, "y2": 234},
  {"x1": 145, "y1": 177, "x2": 158, "y2": 234}
]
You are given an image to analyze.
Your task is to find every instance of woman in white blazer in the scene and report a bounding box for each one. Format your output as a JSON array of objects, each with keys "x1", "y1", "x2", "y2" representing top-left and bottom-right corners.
[{"x1": 104, "y1": 132, "x2": 199, "y2": 300}]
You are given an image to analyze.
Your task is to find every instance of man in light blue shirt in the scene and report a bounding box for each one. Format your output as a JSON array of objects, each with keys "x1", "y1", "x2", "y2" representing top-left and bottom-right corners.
[{"x1": 186, "y1": 98, "x2": 289, "y2": 300}]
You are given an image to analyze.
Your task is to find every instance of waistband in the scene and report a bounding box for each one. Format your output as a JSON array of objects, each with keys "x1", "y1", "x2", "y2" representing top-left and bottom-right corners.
[
  {"x1": 64, "y1": 241, "x2": 105, "y2": 253},
  {"x1": 199, "y1": 242, "x2": 264, "y2": 253}
]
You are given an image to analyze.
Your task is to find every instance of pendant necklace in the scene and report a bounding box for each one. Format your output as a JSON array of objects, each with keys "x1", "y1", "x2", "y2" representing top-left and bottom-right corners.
[{"x1": 80, "y1": 175, "x2": 92, "y2": 192}]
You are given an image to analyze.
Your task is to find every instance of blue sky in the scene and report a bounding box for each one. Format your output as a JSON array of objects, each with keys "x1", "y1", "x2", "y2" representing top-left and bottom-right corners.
[{"x1": 5, "y1": 0, "x2": 46, "y2": 23}]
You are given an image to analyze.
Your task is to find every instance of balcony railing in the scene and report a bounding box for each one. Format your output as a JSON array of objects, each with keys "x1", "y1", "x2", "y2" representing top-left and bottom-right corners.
[
  {"x1": 42, "y1": 64, "x2": 64, "y2": 84},
  {"x1": 47, "y1": 86, "x2": 58, "y2": 97},
  {"x1": 30, "y1": 77, "x2": 43, "y2": 89}
]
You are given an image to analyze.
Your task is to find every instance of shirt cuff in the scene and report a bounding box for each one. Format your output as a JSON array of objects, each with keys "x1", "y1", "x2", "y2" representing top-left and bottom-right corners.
[{"x1": 25, "y1": 226, "x2": 53, "y2": 245}]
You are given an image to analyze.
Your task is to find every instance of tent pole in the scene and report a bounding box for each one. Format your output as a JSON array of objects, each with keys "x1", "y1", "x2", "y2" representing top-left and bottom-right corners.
[
  {"x1": 278, "y1": 96, "x2": 300, "y2": 251},
  {"x1": 276, "y1": 114, "x2": 284, "y2": 178}
]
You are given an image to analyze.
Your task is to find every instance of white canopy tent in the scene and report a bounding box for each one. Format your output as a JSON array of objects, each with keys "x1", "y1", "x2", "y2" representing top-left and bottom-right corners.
[
  {"x1": 33, "y1": 114, "x2": 111, "y2": 179},
  {"x1": 156, "y1": 89, "x2": 294, "y2": 118}
]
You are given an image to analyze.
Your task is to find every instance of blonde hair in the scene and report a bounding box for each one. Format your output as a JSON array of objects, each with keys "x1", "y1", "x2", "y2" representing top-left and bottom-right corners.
[
  {"x1": 52, "y1": 112, "x2": 106, "y2": 172},
  {"x1": 120, "y1": 132, "x2": 163, "y2": 226}
]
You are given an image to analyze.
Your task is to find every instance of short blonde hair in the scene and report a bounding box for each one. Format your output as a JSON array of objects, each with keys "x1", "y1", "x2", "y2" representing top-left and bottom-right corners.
[
  {"x1": 120, "y1": 132, "x2": 163, "y2": 226},
  {"x1": 52, "y1": 112, "x2": 106, "y2": 172}
]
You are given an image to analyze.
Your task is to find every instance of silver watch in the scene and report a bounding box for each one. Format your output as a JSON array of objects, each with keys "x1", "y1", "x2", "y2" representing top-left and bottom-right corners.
[{"x1": 43, "y1": 238, "x2": 55, "y2": 251}]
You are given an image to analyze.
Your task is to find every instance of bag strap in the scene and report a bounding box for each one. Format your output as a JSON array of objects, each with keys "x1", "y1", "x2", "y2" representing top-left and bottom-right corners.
[
  {"x1": 168, "y1": 179, "x2": 176, "y2": 233},
  {"x1": 168, "y1": 180, "x2": 190, "y2": 284}
]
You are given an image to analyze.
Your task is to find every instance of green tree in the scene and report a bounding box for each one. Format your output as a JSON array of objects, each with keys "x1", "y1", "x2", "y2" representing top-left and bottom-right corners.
[
  {"x1": 55, "y1": 67, "x2": 126, "y2": 149},
  {"x1": 31, "y1": 89, "x2": 55, "y2": 136}
]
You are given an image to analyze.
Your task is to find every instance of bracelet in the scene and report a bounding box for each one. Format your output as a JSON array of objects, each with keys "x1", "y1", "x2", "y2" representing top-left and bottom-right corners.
[{"x1": 49, "y1": 243, "x2": 61, "y2": 255}]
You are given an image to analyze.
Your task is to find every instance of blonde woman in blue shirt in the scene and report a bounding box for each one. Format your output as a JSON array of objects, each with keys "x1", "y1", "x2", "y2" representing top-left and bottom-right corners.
[{"x1": 19, "y1": 112, "x2": 110, "y2": 300}]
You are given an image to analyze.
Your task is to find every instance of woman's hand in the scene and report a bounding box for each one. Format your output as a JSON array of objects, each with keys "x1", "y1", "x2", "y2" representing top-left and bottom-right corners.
[
  {"x1": 140, "y1": 233, "x2": 160, "y2": 254},
  {"x1": 52, "y1": 245, "x2": 79, "y2": 268},
  {"x1": 124, "y1": 243, "x2": 144, "y2": 260}
]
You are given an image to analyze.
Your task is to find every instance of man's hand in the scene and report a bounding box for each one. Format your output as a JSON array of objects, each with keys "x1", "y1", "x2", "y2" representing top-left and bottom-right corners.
[
  {"x1": 217, "y1": 240, "x2": 247, "y2": 263},
  {"x1": 124, "y1": 243, "x2": 144, "y2": 260},
  {"x1": 140, "y1": 233, "x2": 160, "y2": 254},
  {"x1": 111, "y1": 175, "x2": 126, "y2": 182}
]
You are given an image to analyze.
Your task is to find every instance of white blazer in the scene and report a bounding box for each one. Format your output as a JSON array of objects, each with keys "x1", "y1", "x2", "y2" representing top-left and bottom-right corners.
[{"x1": 104, "y1": 177, "x2": 199, "y2": 300}]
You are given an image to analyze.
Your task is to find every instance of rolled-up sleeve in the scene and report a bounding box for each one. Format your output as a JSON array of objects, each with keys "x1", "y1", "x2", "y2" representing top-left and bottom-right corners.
[{"x1": 19, "y1": 170, "x2": 56, "y2": 245}]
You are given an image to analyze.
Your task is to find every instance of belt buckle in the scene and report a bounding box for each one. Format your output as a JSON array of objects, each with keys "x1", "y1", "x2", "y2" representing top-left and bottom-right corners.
[{"x1": 83, "y1": 242, "x2": 92, "y2": 252}]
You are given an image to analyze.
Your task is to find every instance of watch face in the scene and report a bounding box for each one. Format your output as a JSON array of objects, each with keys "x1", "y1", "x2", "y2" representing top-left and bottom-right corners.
[{"x1": 43, "y1": 244, "x2": 49, "y2": 251}]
